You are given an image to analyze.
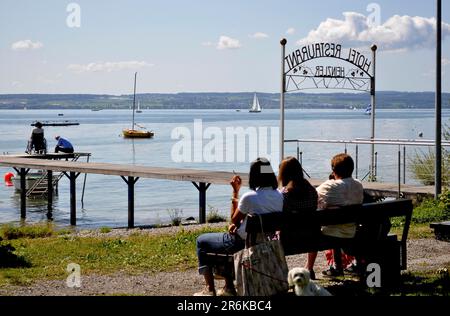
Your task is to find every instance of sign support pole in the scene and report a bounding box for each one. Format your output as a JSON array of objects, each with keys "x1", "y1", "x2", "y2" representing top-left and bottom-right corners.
[
  {"x1": 370, "y1": 45, "x2": 377, "y2": 181},
  {"x1": 435, "y1": 0, "x2": 442, "y2": 197},
  {"x1": 280, "y1": 38, "x2": 287, "y2": 164}
]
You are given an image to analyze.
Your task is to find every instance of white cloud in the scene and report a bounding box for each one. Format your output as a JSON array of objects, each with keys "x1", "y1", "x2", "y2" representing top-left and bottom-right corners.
[
  {"x1": 297, "y1": 12, "x2": 450, "y2": 51},
  {"x1": 249, "y1": 32, "x2": 269, "y2": 39},
  {"x1": 286, "y1": 28, "x2": 295, "y2": 35},
  {"x1": 216, "y1": 36, "x2": 242, "y2": 50},
  {"x1": 11, "y1": 40, "x2": 43, "y2": 51},
  {"x1": 67, "y1": 61, "x2": 153, "y2": 73}
]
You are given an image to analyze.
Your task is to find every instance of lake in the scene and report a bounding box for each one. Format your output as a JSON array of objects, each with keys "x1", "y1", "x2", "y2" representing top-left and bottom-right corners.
[{"x1": 0, "y1": 108, "x2": 449, "y2": 228}]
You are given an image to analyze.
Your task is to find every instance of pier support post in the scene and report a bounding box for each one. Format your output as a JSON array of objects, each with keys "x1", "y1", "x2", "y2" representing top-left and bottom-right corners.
[
  {"x1": 192, "y1": 182, "x2": 211, "y2": 224},
  {"x1": 121, "y1": 176, "x2": 139, "y2": 228},
  {"x1": 47, "y1": 170, "x2": 53, "y2": 216},
  {"x1": 14, "y1": 168, "x2": 29, "y2": 219},
  {"x1": 63, "y1": 171, "x2": 80, "y2": 226}
]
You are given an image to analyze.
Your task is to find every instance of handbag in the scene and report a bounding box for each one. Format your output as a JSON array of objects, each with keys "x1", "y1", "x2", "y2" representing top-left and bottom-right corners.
[{"x1": 233, "y1": 216, "x2": 289, "y2": 296}]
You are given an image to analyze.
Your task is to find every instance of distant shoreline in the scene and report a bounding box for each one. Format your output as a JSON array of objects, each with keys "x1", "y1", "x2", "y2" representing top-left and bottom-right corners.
[{"x1": 0, "y1": 91, "x2": 449, "y2": 110}]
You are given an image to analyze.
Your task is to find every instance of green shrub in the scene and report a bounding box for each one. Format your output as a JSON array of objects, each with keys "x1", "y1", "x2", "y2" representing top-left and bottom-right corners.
[
  {"x1": 167, "y1": 208, "x2": 183, "y2": 226},
  {"x1": 392, "y1": 190, "x2": 450, "y2": 227},
  {"x1": 0, "y1": 224, "x2": 54, "y2": 240},
  {"x1": 409, "y1": 120, "x2": 450, "y2": 186},
  {"x1": 206, "y1": 205, "x2": 227, "y2": 223},
  {"x1": 99, "y1": 227, "x2": 112, "y2": 234}
]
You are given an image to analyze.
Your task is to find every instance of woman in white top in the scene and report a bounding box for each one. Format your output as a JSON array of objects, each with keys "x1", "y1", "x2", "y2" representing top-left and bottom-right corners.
[{"x1": 194, "y1": 158, "x2": 283, "y2": 296}]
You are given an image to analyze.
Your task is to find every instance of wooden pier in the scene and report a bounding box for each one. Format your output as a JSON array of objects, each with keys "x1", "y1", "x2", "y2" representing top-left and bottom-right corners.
[{"x1": 0, "y1": 155, "x2": 435, "y2": 228}]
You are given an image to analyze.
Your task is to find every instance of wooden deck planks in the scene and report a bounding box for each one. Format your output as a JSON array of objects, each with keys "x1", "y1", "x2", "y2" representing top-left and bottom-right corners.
[
  {"x1": 0, "y1": 156, "x2": 434, "y2": 196},
  {"x1": 0, "y1": 156, "x2": 248, "y2": 185}
]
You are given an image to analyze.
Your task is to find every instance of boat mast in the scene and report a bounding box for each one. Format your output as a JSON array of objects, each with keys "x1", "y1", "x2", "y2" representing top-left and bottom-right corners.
[{"x1": 132, "y1": 72, "x2": 137, "y2": 130}]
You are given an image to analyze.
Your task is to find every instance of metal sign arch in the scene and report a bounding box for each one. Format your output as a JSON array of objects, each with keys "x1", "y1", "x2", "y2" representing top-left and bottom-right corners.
[{"x1": 279, "y1": 40, "x2": 378, "y2": 180}]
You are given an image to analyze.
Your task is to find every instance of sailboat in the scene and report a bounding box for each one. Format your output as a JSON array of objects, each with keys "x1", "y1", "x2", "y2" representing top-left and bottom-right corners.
[
  {"x1": 122, "y1": 72, "x2": 154, "y2": 138},
  {"x1": 136, "y1": 101, "x2": 142, "y2": 113},
  {"x1": 249, "y1": 93, "x2": 262, "y2": 113}
]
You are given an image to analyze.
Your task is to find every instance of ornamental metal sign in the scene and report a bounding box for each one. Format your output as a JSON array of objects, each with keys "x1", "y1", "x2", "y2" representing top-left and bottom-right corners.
[{"x1": 284, "y1": 43, "x2": 374, "y2": 93}]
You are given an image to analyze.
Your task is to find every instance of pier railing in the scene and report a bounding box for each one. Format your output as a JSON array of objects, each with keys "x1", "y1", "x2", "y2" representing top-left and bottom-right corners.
[{"x1": 284, "y1": 138, "x2": 450, "y2": 190}]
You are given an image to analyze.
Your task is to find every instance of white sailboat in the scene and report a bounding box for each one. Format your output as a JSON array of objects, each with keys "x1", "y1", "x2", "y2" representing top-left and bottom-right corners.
[
  {"x1": 249, "y1": 93, "x2": 262, "y2": 113},
  {"x1": 136, "y1": 101, "x2": 142, "y2": 113}
]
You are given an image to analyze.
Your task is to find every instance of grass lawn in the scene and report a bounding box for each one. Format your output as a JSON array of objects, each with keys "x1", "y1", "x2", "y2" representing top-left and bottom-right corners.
[
  {"x1": 0, "y1": 221, "x2": 448, "y2": 295},
  {"x1": 0, "y1": 225, "x2": 223, "y2": 286}
]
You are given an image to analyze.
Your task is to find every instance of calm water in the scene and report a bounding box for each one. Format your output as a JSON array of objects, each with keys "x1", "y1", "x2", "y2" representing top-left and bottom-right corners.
[{"x1": 0, "y1": 108, "x2": 449, "y2": 228}]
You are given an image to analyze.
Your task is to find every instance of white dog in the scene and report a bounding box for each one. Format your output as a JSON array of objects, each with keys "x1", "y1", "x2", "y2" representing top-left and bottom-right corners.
[{"x1": 288, "y1": 267, "x2": 332, "y2": 296}]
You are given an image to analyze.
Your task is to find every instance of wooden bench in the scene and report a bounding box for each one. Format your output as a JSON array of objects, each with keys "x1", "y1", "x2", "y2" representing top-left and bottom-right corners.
[
  {"x1": 430, "y1": 221, "x2": 450, "y2": 241},
  {"x1": 211, "y1": 198, "x2": 413, "y2": 288}
]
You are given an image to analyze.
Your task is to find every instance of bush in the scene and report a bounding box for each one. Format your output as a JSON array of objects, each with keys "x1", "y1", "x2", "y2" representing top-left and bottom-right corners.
[
  {"x1": 0, "y1": 224, "x2": 54, "y2": 240},
  {"x1": 392, "y1": 190, "x2": 450, "y2": 227},
  {"x1": 99, "y1": 227, "x2": 112, "y2": 234},
  {"x1": 167, "y1": 208, "x2": 183, "y2": 226},
  {"x1": 409, "y1": 120, "x2": 450, "y2": 186},
  {"x1": 206, "y1": 205, "x2": 227, "y2": 223}
]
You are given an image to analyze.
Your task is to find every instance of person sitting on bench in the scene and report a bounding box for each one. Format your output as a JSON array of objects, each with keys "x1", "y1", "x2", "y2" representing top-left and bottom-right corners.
[
  {"x1": 278, "y1": 156, "x2": 319, "y2": 276},
  {"x1": 194, "y1": 157, "x2": 283, "y2": 296},
  {"x1": 26, "y1": 121, "x2": 47, "y2": 154},
  {"x1": 306, "y1": 153, "x2": 364, "y2": 277},
  {"x1": 54, "y1": 135, "x2": 74, "y2": 153}
]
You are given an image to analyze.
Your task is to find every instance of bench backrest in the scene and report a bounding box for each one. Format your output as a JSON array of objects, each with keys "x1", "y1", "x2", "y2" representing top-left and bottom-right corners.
[
  {"x1": 246, "y1": 199, "x2": 412, "y2": 232},
  {"x1": 245, "y1": 199, "x2": 413, "y2": 266}
]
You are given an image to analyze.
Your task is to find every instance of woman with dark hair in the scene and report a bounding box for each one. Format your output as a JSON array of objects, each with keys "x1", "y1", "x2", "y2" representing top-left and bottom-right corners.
[
  {"x1": 194, "y1": 157, "x2": 283, "y2": 296},
  {"x1": 278, "y1": 156, "x2": 318, "y2": 215},
  {"x1": 278, "y1": 156, "x2": 319, "y2": 278}
]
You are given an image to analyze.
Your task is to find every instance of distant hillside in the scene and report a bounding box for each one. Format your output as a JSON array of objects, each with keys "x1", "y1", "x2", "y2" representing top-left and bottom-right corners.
[{"x1": 0, "y1": 92, "x2": 449, "y2": 110}]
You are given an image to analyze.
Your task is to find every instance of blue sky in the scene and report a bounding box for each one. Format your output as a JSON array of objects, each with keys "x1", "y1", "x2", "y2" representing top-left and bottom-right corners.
[{"x1": 0, "y1": 0, "x2": 449, "y2": 94}]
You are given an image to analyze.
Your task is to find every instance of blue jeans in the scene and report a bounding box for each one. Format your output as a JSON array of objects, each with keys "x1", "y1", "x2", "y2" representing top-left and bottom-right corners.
[{"x1": 196, "y1": 232, "x2": 245, "y2": 275}]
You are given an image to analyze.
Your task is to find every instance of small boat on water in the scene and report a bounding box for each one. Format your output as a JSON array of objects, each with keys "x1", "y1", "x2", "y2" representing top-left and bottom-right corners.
[
  {"x1": 249, "y1": 93, "x2": 262, "y2": 113},
  {"x1": 11, "y1": 170, "x2": 59, "y2": 195},
  {"x1": 122, "y1": 72, "x2": 154, "y2": 138},
  {"x1": 30, "y1": 120, "x2": 79, "y2": 126},
  {"x1": 122, "y1": 129, "x2": 153, "y2": 138}
]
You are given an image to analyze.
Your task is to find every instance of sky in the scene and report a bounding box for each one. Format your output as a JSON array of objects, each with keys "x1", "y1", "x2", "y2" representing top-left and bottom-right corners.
[{"x1": 0, "y1": 0, "x2": 449, "y2": 94}]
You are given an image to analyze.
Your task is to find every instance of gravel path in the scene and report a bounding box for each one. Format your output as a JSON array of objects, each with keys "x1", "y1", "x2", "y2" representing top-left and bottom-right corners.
[{"x1": 0, "y1": 225, "x2": 449, "y2": 296}]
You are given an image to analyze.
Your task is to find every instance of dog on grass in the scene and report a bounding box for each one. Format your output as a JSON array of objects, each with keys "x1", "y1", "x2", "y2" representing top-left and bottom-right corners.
[{"x1": 288, "y1": 267, "x2": 332, "y2": 296}]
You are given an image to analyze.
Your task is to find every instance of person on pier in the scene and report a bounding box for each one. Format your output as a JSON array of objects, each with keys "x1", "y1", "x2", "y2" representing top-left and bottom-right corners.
[
  {"x1": 26, "y1": 121, "x2": 47, "y2": 154},
  {"x1": 54, "y1": 135, "x2": 74, "y2": 153}
]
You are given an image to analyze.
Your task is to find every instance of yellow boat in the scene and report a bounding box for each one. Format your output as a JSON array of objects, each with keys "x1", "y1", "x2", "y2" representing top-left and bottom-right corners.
[
  {"x1": 122, "y1": 129, "x2": 154, "y2": 138},
  {"x1": 122, "y1": 72, "x2": 154, "y2": 139}
]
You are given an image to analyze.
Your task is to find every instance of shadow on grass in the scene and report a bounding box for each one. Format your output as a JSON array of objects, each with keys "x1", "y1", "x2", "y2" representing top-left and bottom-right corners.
[
  {"x1": 0, "y1": 239, "x2": 31, "y2": 268},
  {"x1": 323, "y1": 270, "x2": 450, "y2": 296}
]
